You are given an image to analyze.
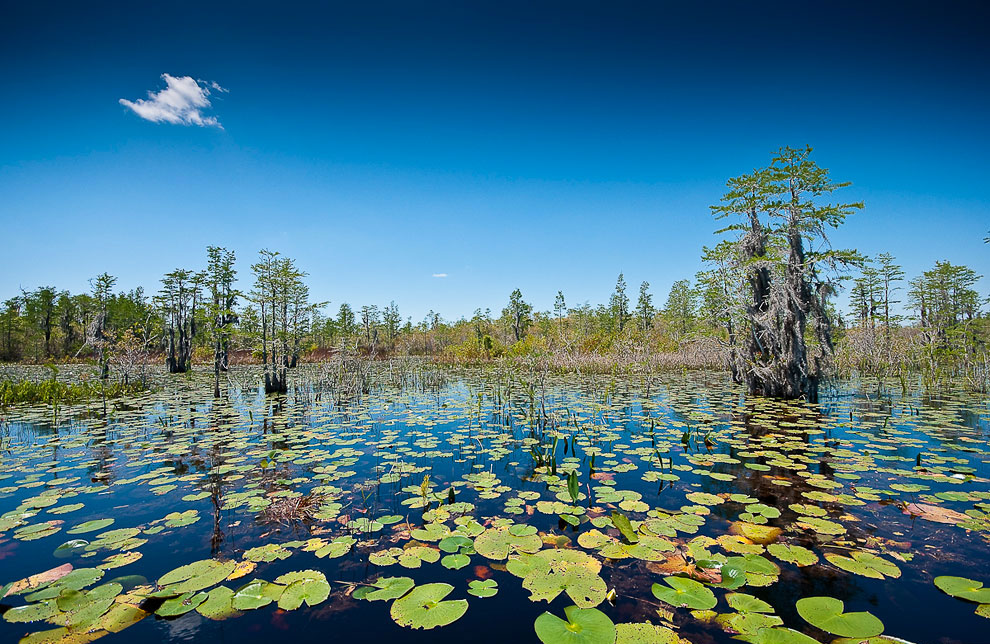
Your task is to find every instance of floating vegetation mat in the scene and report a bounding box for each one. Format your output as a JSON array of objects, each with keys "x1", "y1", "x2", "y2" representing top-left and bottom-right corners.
[{"x1": 0, "y1": 366, "x2": 989, "y2": 644}]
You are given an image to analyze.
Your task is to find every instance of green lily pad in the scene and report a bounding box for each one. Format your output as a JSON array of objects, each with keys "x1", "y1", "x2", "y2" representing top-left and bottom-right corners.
[
  {"x1": 389, "y1": 583, "x2": 468, "y2": 629},
  {"x1": 66, "y1": 518, "x2": 114, "y2": 534},
  {"x1": 825, "y1": 552, "x2": 900, "y2": 579},
  {"x1": 934, "y1": 576, "x2": 990, "y2": 603},
  {"x1": 766, "y1": 544, "x2": 818, "y2": 567},
  {"x1": 274, "y1": 570, "x2": 330, "y2": 610},
  {"x1": 516, "y1": 549, "x2": 607, "y2": 608},
  {"x1": 474, "y1": 527, "x2": 543, "y2": 560},
  {"x1": 364, "y1": 576, "x2": 415, "y2": 602},
  {"x1": 196, "y1": 586, "x2": 239, "y2": 620},
  {"x1": 535, "y1": 606, "x2": 616, "y2": 644},
  {"x1": 157, "y1": 591, "x2": 208, "y2": 617},
  {"x1": 614, "y1": 622, "x2": 680, "y2": 643},
  {"x1": 468, "y1": 579, "x2": 498, "y2": 598},
  {"x1": 735, "y1": 627, "x2": 821, "y2": 644},
  {"x1": 441, "y1": 553, "x2": 471, "y2": 569},
  {"x1": 726, "y1": 592, "x2": 774, "y2": 613},
  {"x1": 3, "y1": 599, "x2": 57, "y2": 623},
  {"x1": 651, "y1": 576, "x2": 717, "y2": 610},
  {"x1": 796, "y1": 596, "x2": 884, "y2": 638},
  {"x1": 158, "y1": 559, "x2": 237, "y2": 593}
]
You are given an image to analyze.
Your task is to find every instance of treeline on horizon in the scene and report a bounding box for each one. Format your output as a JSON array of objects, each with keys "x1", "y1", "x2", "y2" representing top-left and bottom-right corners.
[{"x1": 2, "y1": 147, "x2": 988, "y2": 395}]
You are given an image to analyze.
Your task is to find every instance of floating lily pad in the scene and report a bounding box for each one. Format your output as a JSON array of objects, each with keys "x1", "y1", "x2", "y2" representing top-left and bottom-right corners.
[
  {"x1": 651, "y1": 576, "x2": 717, "y2": 610},
  {"x1": 934, "y1": 576, "x2": 990, "y2": 603},
  {"x1": 389, "y1": 583, "x2": 468, "y2": 630},
  {"x1": 796, "y1": 596, "x2": 884, "y2": 638},
  {"x1": 535, "y1": 606, "x2": 616, "y2": 644}
]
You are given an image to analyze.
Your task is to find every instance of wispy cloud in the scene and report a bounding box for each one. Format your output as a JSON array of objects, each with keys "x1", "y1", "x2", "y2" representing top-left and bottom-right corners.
[
  {"x1": 120, "y1": 74, "x2": 225, "y2": 127},
  {"x1": 432, "y1": 273, "x2": 448, "y2": 278}
]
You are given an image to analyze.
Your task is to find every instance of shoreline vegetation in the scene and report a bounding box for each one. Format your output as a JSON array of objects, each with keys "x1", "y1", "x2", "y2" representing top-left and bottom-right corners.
[{"x1": 1, "y1": 147, "x2": 986, "y2": 403}]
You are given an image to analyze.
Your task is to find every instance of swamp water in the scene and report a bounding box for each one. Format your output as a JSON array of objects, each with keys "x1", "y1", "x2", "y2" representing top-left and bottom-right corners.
[{"x1": 0, "y1": 366, "x2": 989, "y2": 644}]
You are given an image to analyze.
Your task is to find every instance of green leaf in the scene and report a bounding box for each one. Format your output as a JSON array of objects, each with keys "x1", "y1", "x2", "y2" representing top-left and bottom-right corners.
[
  {"x1": 474, "y1": 526, "x2": 543, "y2": 560},
  {"x1": 389, "y1": 583, "x2": 468, "y2": 630},
  {"x1": 726, "y1": 592, "x2": 774, "y2": 613},
  {"x1": 934, "y1": 576, "x2": 990, "y2": 603},
  {"x1": 196, "y1": 586, "x2": 239, "y2": 620},
  {"x1": 157, "y1": 559, "x2": 237, "y2": 593},
  {"x1": 614, "y1": 622, "x2": 680, "y2": 643},
  {"x1": 534, "y1": 606, "x2": 616, "y2": 644},
  {"x1": 157, "y1": 591, "x2": 207, "y2": 617},
  {"x1": 468, "y1": 579, "x2": 498, "y2": 598},
  {"x1": 274, "y1": 571, "x2": 330, "y2": 610},
  {"x1": 825, "y1": 552, "x2": 900, "y2": 580},
  {"x1": 796, "y1": 596, "x2": 884, "y2": 638},
  {"x1": 364, "y1": 577, "x2": 414, "y2": 602},
  {"x1": 651, "y1": 576, "x2": 716, "y2": 610},
  {"x1": 611, "y1": 511, "x2": 639, "y2": 544}
]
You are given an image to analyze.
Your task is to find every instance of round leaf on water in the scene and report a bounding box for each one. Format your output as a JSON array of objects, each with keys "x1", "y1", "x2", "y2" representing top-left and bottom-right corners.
[
  {"x1": 651, "y1": 576, "x2": 717, "y2": 610},
  {"x1": 365, "y1": 576, "x2": 415, "y2": 602},
  {"x1": 825, "y1": 552, "x2": 900, "y2": 580},
  {"x1": 53, "y1": 539, "x2": 89, "y2": 559},
  {"x1": 441, "y1": 553, "x2": 471, "y2": 569},
  {"x1": 735, "y1": 627, "x2": 821, "y2": 644},
  {"x1": 157, "y1": 591, "x2": 207, "y2": 617},
  {"x1": 438, "y1": 535, "x2": 473, "y2": 553},
  {"x1": 614, "y1": 622, "x2": 680, "y2": 643},
  {"x1": 934, "y1": 576, "x2": 990, "y2": 603},
  {"x1": 3, "y1": 600, "x2": 57, "y2": 623},
  {"x1": 534, "y1": 606, "x2": 616, "y2": 644},
  {"x1": 277, "y1": 577, "x2": 330, "y2": 610},
  {"x1": 66, "y1": 519, "x2": 114, "y2": 534},
  {"x1": 196, "y1": 586, "x2": 239, "y2": 620},
  {"x1": 468, "y1": 579, "x2": 498, "y2": 598},
  {"x1": 726, "y1": 592, "x2": 774, "y2": 613},
  {"x1": 766, "y1": 544, "x2": 818, "y2": 567},
  {"x1": 522, "y1": 549, "x2": 607, "y2": 608},
  {"x1": 232, "y1": 580, "x2": 275, "y2": 610},
  {"x1": 474, "y1": 527, "x2": 542, "y2": 560},
  {"x1": 389, "y1": 583, "x2": 468, "y2": 630},
  {"x1": 158, "y1": 559, "x2": 237, "y2": 593},
  {"x1": 796, "y1": 596, "x2": 884, "y2": 638}
]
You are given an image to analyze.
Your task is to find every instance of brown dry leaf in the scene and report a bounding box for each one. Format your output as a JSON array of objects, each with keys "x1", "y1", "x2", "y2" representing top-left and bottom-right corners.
[
  {"x1": 904, "y1": 503, "x2": 969, "y2": 524},
  {"x1": 646, "y1": 554, "x2": 689, "y2": 575},
  {"x1": 4, "y1": 563, "x2": 73, "y2": 597}
]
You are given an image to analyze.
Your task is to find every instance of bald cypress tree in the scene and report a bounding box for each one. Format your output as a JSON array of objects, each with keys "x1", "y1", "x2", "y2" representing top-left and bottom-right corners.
[{"x1": 711, "y1": 146, "x2": 862, "y2": 402}]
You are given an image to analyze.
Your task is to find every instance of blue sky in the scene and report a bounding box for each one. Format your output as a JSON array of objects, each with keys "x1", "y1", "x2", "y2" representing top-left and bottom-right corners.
[{"x1": 1, "y1": 1, "x2": 988, "y2": 322}]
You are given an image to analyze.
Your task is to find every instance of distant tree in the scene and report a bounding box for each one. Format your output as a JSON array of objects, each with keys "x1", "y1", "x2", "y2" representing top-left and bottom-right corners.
[
  {"x1": 850, "y1": 262, "x2": 880, "y2": 326},
  {"x1": 0, "y1": 297, "x2": 23, "y2": 361},
  {"x1": 337, "y1": 303, "x2": 356, "y2": 337},
  {"x1": 22, "y1": 286, "x2": 58, "y2": 358},
  {"x1": 696, "y1": 240, "x2": 740, "y2": 353},
  {"x1": 663, "y1": 280, "x2": 696, "y2": 336},
  {"x1": 204, "y1": 246, "x2": 238, "y2": 397},
  {"x1": 157, "y1": 269, "x2": 201, "y2": 374},
  {"x1": 56, "y1": 292, "x2": 79, "y2": 356},
  {"x1": 554, "y1": 291, "x2": 566, "y2": 325},
  {"x1": 635, "y1": 281, "x2": 654, "y2": 332},
  {"x1": 360, "y1": 304, "x2": 380, "y2": 344},
  {"x1": 608, "y1": 273, "x2": 631, "y2": 332},
  {"x1": 875, "y1": 252, "x2": 905, "y2": 348},
  {"x1": 90, "y1": 273, "x2": 118, "y2": 378},
  {"x1": 502, "y1": 289, "x2": 533, "y2": 342},
  {"x1": 250, "y1": 249, "x2": 309, "y2": 393},
  {"x1": 383, "y1": 301, "x2": 401, "y2": 343}
]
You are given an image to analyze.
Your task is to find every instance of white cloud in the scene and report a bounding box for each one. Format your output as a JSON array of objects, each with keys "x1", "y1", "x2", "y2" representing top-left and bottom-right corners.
[
  {"x1": 120, "y1": 74, "x2": 224, "y2": 127},
  {"x1": 432, "y1": 273, "x2": 448, "y2": 278}
]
